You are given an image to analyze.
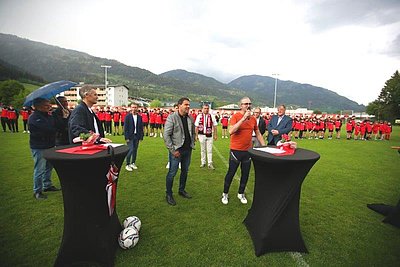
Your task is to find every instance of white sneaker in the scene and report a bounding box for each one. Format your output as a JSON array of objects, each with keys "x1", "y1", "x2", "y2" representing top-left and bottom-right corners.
[
  {"x1": 237, "y1": 193, "x2": 248, "y2": 204},
  {"x1": 166, "y1": 162, "x2": 170, "y2": 169},
  {"x1": 221, "y1": 193, "x2": 229, "y2": 205},
  {"x1": 154, "y1": 133, "x2": 157, "y2": 138},
  {"x1": 125, "y1": 165, "x2": 133, "y2": 172},
  {"x1": 23, "y1": 130, "x2": 26, "y2": 133},
  {"x1": 179, "y1": 163, "x2": 181, "y2": 169},
  {"x1": 130, "y1": 163, "x2": 138, "y2": 169},
  {"x1": 160, "y1": 133, "x2": 163, "y2": 138}
]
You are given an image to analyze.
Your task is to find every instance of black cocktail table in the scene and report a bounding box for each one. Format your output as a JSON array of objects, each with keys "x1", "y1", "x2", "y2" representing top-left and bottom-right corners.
[
  {"x1": 43, "y1": 144, "x2": 128, "y2": 267},
  {"x1": 244, "y1": 147, "x2": 320, "y2": 256}
]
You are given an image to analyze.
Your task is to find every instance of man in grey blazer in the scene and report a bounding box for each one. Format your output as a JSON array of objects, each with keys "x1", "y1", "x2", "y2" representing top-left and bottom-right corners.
[
  {"x1": 267, "y1": 104, "x2": 293, "y2": 145},
  {"x1": 163, "y1": 97, "x2": 195, "y2": 206}
]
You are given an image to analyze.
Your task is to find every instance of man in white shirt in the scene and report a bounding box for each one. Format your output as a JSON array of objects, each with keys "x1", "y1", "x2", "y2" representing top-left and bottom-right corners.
[
  {"x1": 68, "y1": 85, "x2": 111, "y2": 144},
  {"x1": 195, "y1": 104, "x2": 218, "y2": 169},
  {"x1": 124, "y1": 103, "x2": 144, "y2": 171}
]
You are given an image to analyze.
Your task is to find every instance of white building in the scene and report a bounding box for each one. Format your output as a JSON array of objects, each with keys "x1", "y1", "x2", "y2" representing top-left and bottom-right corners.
[
  {"x1": 62, "y1": 84, "x2": 129, "y2": 107},
  {"x1": 107, "y1": 85, "x2": 129, "y2": 107}
]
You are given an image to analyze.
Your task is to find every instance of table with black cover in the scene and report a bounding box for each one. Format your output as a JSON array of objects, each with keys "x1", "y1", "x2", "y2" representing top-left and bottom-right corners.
[
  {"x1": 244, "y1": 147, "x2": 320, "y2": 256},
  {"x1": 43, "y1": 144, "x2": 128, "y2": 267}
]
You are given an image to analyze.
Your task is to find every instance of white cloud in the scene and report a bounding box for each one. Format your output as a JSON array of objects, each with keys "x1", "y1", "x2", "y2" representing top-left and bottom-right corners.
[{"x1": 0, "y1": 0, "x2": 399, "y2": 105}]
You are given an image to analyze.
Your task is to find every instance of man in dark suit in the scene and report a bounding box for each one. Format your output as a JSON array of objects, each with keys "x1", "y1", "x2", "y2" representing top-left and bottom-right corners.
[
  {"x1": 252, "y1": 107, "x2": 266, "y2": 147},
  {"x1": 68, "y1": 85, "x2": 111, "y2": 144},
  {"x1": 124, "y1": 103, "x2": 144, "y2": 171},
  {"x1": 267, "y1": 104, "x2": 293, "y2": 145}
]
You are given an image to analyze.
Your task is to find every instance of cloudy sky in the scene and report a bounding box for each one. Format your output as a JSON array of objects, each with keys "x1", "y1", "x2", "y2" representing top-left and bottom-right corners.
[{"x1": 0, "y1": 0, "x2": 399, "y2": 105}]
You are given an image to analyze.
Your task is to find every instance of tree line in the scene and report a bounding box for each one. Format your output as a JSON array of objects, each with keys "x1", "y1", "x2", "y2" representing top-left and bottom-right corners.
[{"x1": 367, "y1": 71, "x2": 400, "y2": 122}]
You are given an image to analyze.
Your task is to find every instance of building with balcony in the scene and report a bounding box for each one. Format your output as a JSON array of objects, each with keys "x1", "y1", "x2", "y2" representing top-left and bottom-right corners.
[{"x1": 62, "y1": 84, "x2": 129, "y2": 108}]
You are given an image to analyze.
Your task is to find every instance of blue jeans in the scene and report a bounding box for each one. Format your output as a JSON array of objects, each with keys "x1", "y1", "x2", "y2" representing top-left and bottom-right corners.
[
  {"x1": 126, "y1": 137, "x2": 140, "y2": 165},
  {"x1": 31, "y1": 148, "x2": 53, "y2": 193},
  {"x1": 166, "y1": 149, "x2": 192, "y2": 196}
]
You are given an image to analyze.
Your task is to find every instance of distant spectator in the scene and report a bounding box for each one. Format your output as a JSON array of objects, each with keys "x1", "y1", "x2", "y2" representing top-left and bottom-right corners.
[
  {"x1": 20, "y1": 106, "x2": 31, "y2": 133},
  {"x1": 0, "y1": 105, "x2": 10, "y2": 132},
  {"x1": 7, "y1": 105, "x2": 18, "y2": 133}
]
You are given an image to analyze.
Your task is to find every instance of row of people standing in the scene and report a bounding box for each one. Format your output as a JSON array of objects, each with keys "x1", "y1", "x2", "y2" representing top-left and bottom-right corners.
[{"x1": 0, "y1": 105, "x2": 32, "y2": 133}]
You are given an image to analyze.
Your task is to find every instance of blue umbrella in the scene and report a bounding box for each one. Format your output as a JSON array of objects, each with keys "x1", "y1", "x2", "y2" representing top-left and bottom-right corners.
[{"x1": 23, "y1": 80, "x2": 77, "y2": 107}]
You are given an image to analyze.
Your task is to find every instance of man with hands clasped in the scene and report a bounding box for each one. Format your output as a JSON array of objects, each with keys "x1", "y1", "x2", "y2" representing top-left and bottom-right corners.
[{"x1": 195, "y1": 103, "x2": 218, "y2": 170}]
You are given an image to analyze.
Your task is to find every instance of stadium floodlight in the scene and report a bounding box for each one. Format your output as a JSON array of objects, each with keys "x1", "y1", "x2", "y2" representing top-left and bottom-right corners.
[
  {"x1": 272, "y1": 73, "x2": 279, "y2": 109},
  {"x1": 101, "y1": 65, "x2": 111, "y2": 105}
]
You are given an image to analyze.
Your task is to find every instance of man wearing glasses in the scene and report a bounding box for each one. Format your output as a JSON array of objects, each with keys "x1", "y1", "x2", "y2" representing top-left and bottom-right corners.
[{"x1": 221, "y1": 97, "x2": 265, "y2": 205}]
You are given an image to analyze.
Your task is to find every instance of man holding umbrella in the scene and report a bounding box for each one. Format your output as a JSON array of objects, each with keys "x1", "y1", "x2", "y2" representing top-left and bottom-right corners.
[
  {"x1": 28, "y1": 98, "x2": 60, "y2": 200},
  {"x1": 24, "y1": 81, "x2": 80, "y2": 200},
  {"x1": 68, "y1": 85, "x2": 112, "y2": 144}
]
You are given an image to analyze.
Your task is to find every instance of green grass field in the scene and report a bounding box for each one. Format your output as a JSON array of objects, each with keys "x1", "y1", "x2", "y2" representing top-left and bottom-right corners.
[{"x1": 0, "y1": 123, "x2": 399, "y2": 266}]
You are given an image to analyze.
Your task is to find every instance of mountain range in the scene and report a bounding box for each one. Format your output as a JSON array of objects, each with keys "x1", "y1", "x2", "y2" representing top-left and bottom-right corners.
[{"x1": 0, "y1": 33, "x2": 365, "y2": 111}]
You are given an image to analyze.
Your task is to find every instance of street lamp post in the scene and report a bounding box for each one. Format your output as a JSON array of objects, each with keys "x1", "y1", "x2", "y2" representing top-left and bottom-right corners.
[
  {"x1": 101, "y1": 65, "x2": 111, "y2": 106},
  {"x1": 272, "y1": 73, "x2": 279, "y2": 108}
]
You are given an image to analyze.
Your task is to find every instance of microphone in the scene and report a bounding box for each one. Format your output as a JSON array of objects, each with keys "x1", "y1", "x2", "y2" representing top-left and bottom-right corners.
[{"x1": 247, "y1": 106, "x2": 251, "y2": 120}]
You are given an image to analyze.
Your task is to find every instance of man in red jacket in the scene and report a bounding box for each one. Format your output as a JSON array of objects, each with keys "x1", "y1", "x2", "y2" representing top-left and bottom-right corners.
[
  {"x1": 7, "y1": 105, "x2": 18, "y2": 133},
  {"x1": 104, "y1": 107, "x2": 113, "y2": 135},
  {"x1": 20, "y1": 107, "x2": 31, "y2": 133},
  {"x1": 1, "y1": 105, "x2": 11, "y2": 132},
  {"x1": 112, "y1": 107, "x2": 121, "y2": 136},
  {"x1": 335, "y1": 116, "x2": 342, "y2": 139}
]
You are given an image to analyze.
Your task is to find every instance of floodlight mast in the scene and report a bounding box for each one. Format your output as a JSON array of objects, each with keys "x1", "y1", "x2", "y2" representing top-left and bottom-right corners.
[
  {"x1": 101, "y1": 65, "x2": 111, "y2": 106},
  {"x1": 272, "y1": 73, "x2": 279, "y2": 109}
]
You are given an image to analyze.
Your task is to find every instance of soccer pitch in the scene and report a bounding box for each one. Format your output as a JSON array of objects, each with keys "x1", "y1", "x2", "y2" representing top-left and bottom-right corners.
[{"x1": 0, "y1": 125, "x2": 399, "y2": 266}]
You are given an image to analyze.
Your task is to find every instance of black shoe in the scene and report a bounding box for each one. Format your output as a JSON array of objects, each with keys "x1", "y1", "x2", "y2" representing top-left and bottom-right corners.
[
  {"x1": 44, "y1": 186, "x2": 61, "y2": 192},
  {"x1": 178, "y1": 190, "x2": 192, "y2": 199},
  {"x1": 166, "y1": 195, "x2": 176, "y2": 206},
  {"x1": 33, "y1": 192, "x2": 47, "y2": 200}
]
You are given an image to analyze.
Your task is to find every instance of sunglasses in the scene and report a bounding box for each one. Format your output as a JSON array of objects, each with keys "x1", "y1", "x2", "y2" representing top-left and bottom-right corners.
[{"x1": 241, "y1": 103, "x2": 252, "y2": 105}]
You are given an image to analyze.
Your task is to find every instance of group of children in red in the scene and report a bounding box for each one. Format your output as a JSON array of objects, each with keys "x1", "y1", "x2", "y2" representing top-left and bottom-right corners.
[
  {"x1": 285, "y1": 114, "x2": 392, "y2": 141},
  {"x1": 94, "y1": 106, "x2": 173, "y2": 137},
  {"x1": 1, "y1": 103, "x2": 394, "y2": 142},
  {"x1": 1, "y1": 105, "x2": 32, "y2": 133}
]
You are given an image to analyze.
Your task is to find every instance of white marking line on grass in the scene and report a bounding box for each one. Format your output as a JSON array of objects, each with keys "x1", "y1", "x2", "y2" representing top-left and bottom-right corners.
[
  {"x1": 290, "y1": 252, "x2": 309, "y2": 267},
  {"x1": 214, "y1": 144, "x2": 310, "y2": 267}
]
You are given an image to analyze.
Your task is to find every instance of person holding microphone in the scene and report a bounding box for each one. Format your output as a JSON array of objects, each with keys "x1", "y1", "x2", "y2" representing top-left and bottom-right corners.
[{"x1": 221, "y1": 97, "x2": 265, "y2": 205}]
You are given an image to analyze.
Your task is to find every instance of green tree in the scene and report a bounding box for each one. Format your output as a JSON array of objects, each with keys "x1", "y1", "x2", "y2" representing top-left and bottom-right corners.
[
  {"x1": 11, "y1": 88, "x2": 28, "y2": 107},
  {"x1": 367, "y1": 71, "x2": 400, "y2": 122},
  {"x1": 150, "y1": 99, "x2": 162, "y2": 108},
  {"x1": 0, "y1": 80, "x2": 25, "y2": 105}
]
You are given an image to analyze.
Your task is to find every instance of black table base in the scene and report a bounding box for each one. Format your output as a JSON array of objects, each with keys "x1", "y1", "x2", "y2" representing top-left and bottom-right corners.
[
  {"x1": 367, "y1": 198, "x2": 400, "y2": 228},
  {"x1": 244, "y1": 148, "x2": 320, "y2": 256},
  {"x1": 44, "y1": 145, "x2": 128, "y2": 267}
]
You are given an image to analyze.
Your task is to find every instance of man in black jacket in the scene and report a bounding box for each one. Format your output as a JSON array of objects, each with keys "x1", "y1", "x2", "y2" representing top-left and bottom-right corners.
[
  {"x1": 68, "y1": 85, "x2": 111, "y2": 144},
  {"x1": 52, "y1": 96, "x2": 70, "y2": 146},
  {"x1": 28, "y1": 98, "x2": 60, "y2": 200},
  {"x1": 252, "y1": 107, "x2": 266, "y2": 147}
]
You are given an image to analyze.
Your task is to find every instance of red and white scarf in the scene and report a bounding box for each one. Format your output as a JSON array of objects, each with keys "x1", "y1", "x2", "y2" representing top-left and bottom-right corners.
[
  {"x1": 198, "y1": 114, "x2": 213, "y2": 137},
  {"x1": 105, "y1": 164, "x2": 119, "y2": 216}
]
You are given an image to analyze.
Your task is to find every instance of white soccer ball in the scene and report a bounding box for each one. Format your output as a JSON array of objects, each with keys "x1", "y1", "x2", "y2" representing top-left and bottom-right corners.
[
  {"x1": 118, "y1": 227, "x2": 139, "y2": 249},
  {"x1": 123, "y1": 216, "x2": 141, "y2": 231}
]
